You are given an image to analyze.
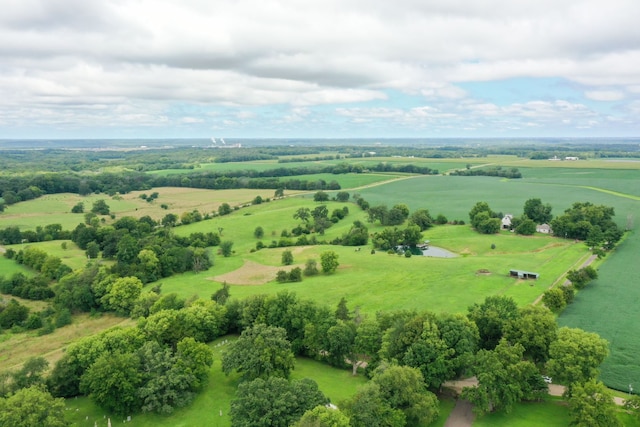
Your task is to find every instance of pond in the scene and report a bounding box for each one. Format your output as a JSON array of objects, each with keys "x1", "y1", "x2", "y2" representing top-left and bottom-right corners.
[{"x1": 421, "y1": 246, "x2": 458, "y2": 258}]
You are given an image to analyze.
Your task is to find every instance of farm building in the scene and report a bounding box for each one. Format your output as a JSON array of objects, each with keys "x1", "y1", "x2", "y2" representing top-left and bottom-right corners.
[
  {"x1": 536, "y1": 223, "x2": 552, "y2": 234},
  {"x1": 501, "y1": 214, "x2": 513, "y2": 230},
  {"x1": 509, "y1": 269, "x2": 540, "y2": 279}
]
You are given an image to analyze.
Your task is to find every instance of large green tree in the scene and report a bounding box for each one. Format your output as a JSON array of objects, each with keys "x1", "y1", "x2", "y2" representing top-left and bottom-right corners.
[
  {"x1": 468, "y1": 296, "x2": 519, "y2": 350},
  {"x1": 342, "y1": 383, "x2": 405, "y2": 427},
  {"x1": 296, "y1": 405, "x2": 350, "y2": 427},
  {"x1": 0, "y1": 386, "x2": 68, "y2": 427},
  {"x1": 320, "y1": 251, "x2": 339, "y2": 274},
  {"x1": 372, "y1": 365, "x2": 439, "y2": 426},
  {"x1": 80, "y1": 352, "x2": 142, "y2": 415},
  {"x1": 222, "y1": 323, "x2": 295, "y2": 381},
  {"x1": 230, "y1": 377, "x2": 328, "y2": 427},
  {"x1": 568, "y1": 379, "x2": 621, "y2": 427},
  {"x1": 503, "y1": 306, "x2": 557, "y2": 363},
  {"x1": 546, "y1": 327, "x2": 609, "y2": 389},
  {"x1": 523, "y1": 198, "x2": 553, "y2": 224},
  {"x1": 462, "y1": 340, "x2": 545, "y2": 415}
]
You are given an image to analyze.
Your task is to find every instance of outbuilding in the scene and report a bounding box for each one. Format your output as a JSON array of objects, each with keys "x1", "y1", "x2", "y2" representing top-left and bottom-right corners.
[{"x1": 509, "y1": 269, "x2": 540, "y2": 279}]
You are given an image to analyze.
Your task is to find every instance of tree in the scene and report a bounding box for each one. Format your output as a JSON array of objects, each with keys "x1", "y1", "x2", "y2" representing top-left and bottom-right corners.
[
  {"x1": 314, "y1": 191, "x2": 329, "y2": 202},
  {"x1": 294, "y1": 207, "x2": 311, "y2": 223},
  {"x1": 91, "y1": 199, "x2": 110, "y2": 215},
  {"x1": 218, "y1": 202, "x2": 232, "y2": 216},
  {"x1": 0, "y1": 386, "x2": 68, "y2": 427},
  {"x1": 542, "y1": 288, "x2": 566, "y2": 312},
  {"x1": 335, "y1": 191, "x2": 350, "y2": 202},
  {"x1": 304, "y1": 259, "x2": 319, "y2": 276},
  {"x1": 296, "y1": 405, "x2": 350, "y2": 427},
  {"x1": 467, "y1": 295, "x2": 519, "y2": 350},
  {"x1": 503, "y1": 305, "x2": 557, "y2": 363},
  {"x1": 341, "y1": 383, "x2": 405, "y2": 427},
  {"x1": 515, "y1": 217, "x2": 537, "y2": 235},
  {"x1": 568, "y1": 379, "x2": 621, "y2": 427},
  {"x1": 372, "y1": 365, "x2": 439, "y2": 426},
  {"x1": 212, "y1": 282, "x2": 230, "y2": 305},
  {"x1": 220, "y1": 240, "x2": 234, "y2": 257},
  {"x1": 80, "y1": 352, "x2": 142, "y2": 415},
  {"x1": 100, "y1": 276, "x2": 143, "y2": 315},
  {"x1": 408, "y1": 209, "x2": 434, "y2": 231},
  {"x1": 222, "y1": 323, "x2": 295, "y2": 381},
  {"x1": 230, "y1": 377, "x2": 328, "y2": 427},
  {"x1": 254, "y1": 226, "x2": 264, "y2": 239},
  {"x1": 71, "y1": 202, "x2": 84, "y2": 213},
  {"x1": 9, "y1": 356, "x2": 49, "y2": 392},
  {"x1": 566, "y1": 266, "x2": 598, "y2": 290},
  {"x1": 282, "y1": 249, "x2": 294, "y2": 265},
  {"x1": 523, "y1": 198, "x2": 553, "y2": 224},
  {"x1": 546, "y1": 327, "x2": 609, "y2": 389},
  {"x1": 320, "y1": 251, "x2": 339, "y2": 274},
  {"x1": 136, "y1": 341, "x2": 194, "y2": 414},
  {"x1": 341, "y1": 220, "x2": 368, "y2": 246},
  {"x1": 462, "y1": 340, "x2": 543, "y2": 415},
  {"x1": 384, "y1": 204, "x2": 410, "y2": 226}
]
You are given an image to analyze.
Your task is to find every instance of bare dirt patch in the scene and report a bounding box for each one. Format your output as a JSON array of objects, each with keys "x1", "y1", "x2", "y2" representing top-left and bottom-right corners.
[
  {"x1": 476, "y1": 269, "x2": 491, "y2": 275},
  {"x1": 212, "y1": 260, "x2": 298, "y2": 285}
]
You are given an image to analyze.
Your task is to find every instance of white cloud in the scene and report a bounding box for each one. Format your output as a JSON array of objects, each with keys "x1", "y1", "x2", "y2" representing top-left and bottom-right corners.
[
  {"x1": 1, "y1": 0, "x2": 639, "y2": 136},
  {"x1": 584, "y1": 90, "x2": 625, "y2": 101}
]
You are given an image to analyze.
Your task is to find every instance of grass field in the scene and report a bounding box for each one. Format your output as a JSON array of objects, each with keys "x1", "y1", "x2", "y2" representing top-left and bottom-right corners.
[
  {"x1": 152, "y1": 200, "x2": 589, "y2": 315},
  {"x1": 0, "y1": 313, "x2": 134, "y2": 370}
]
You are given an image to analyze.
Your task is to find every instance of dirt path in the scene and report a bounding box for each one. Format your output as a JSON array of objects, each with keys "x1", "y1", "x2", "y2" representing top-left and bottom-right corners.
[
  {"x1": 444, "y1": 399, "x2": 475, "y2": 427},
  {"x1": 533, "y1": 252, "x2": 598, "y2": 306}
]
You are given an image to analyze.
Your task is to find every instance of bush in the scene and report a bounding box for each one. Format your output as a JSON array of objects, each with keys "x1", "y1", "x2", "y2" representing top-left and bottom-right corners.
[{"x1": 304, "y1": 259, "x2": 318, "y2": 276}]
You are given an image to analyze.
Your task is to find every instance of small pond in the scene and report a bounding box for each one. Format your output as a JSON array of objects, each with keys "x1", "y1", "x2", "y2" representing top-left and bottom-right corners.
[{"x1": 421, "y1": 246, "x2": 458, "y2": 258}]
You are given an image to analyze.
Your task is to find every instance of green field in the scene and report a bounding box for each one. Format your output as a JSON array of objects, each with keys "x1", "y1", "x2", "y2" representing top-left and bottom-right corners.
[{"x1": 560, "y1": 231, "x2": 640, "y2": 392}]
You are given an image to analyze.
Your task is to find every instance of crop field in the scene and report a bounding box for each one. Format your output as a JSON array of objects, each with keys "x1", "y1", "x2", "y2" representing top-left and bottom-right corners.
[
  {"x1": 357, "y1": 175, "x2": 638, "y2": 226},
  {"x1": 559, "y1": 231, "x2": 640, "y2": 392}
]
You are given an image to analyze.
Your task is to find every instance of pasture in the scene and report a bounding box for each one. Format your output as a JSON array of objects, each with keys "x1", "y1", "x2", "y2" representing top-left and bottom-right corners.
[{"x1": 156, "y1": 200, "x2": 588, "y2": 315}]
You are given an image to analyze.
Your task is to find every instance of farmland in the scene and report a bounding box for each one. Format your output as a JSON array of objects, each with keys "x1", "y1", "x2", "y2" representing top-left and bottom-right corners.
[{"x1": 1, "y1": 147, "x2": 640, "y2": 425}]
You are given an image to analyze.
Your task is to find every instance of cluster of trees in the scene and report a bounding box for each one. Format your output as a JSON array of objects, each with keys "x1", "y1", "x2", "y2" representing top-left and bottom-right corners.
[
  {"x1": 469, "y1": 202, "x2": 502, "y2": 234},
  {"x1": 542, "y1": 266, "x2": 598, "y2": 313},
  {"x1": 551, "y1": 202, "x2": 623, "y2": 252},
  {"x1": 70, "y1": 215, "x2": 215, "y2": 282},
  {"x1": 0, "y1": 223, "x2": 71, "y2": 245},
  {"x1": 451, "y1": 166, "x2": 522, "y2": 179}
]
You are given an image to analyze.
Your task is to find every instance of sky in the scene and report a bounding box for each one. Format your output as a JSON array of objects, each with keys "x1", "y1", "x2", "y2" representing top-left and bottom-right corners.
[{"x1": 1, "y1": 0, "x2": 639, "y2": 139}]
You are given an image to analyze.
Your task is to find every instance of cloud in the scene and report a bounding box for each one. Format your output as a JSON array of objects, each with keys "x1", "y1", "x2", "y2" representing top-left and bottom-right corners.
[
  {"x1": 0, "y1": 0, "x2": 639, "y2": 136},
  {"x1": 584, "y1": 90, "x2": 625, "y2": 101}
]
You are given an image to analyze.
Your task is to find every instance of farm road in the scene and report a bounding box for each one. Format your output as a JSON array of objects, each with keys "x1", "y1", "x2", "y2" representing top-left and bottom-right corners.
[{"x1": 533, "y1": 253, "x2": 598, "y2": 306}]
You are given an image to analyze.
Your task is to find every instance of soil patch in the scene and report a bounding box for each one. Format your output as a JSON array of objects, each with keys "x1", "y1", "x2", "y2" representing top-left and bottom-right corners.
[{"x1": 212, "y1": 260, "x2": 297, "y2": 285}]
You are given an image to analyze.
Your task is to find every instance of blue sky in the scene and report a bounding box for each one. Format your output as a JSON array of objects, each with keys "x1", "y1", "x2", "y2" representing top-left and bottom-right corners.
[{"x1": 1, "y1": 0, "x2": 639, "y2": 139}]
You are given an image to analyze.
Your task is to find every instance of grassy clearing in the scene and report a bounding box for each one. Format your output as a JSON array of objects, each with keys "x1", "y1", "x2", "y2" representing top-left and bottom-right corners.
[
  {"x1": 472, "y1": 398, "x2": 569, "y2": 426},
  {"x1": 9, "y1": 240, "x2": 90, "y2": 271},
  {"x1": 0, "y1": 313, "x2": 134, "y2": 370},
  {"x1": 559, "y1": 231, "x2": 640, "y2": 392},
  {"x1": 0, "y1": 254, "x2": 32, "y2": 277}
]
